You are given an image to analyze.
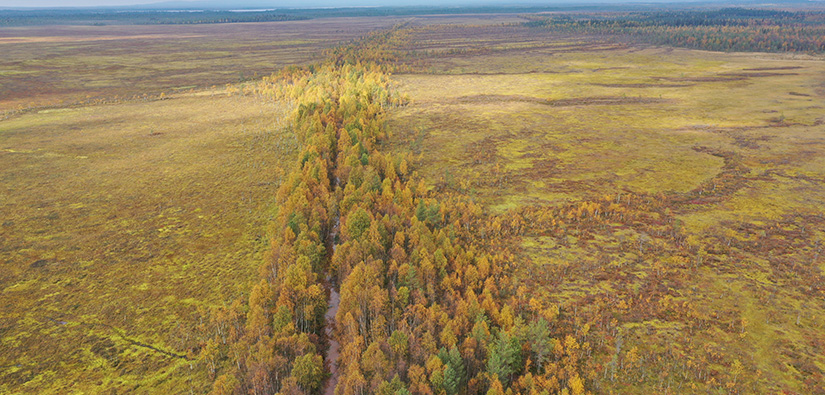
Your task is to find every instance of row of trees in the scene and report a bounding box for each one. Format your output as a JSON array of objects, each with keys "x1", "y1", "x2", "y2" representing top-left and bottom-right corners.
[
  {"x1": 201, "y1": 27, "x2": 594, "y2": 395},
  {"x1": 202, "y1": 19, "x2": 825, "y2": 394},
  {"x1": 203, "y1": 52, "x2": 418, "y2": 392},
  {"x1": 524, "y1": 9, "x2": 825, "y2": 53}
]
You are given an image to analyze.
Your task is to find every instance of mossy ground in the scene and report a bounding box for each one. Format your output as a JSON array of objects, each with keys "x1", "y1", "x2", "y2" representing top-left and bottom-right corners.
[{"x1": 0, "y1": 91, "x2": 296, "y2": 393}]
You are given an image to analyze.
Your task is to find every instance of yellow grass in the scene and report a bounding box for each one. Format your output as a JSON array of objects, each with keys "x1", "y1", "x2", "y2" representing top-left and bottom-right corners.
[
  {"x1": 0, "y1": 90, "x2": 295, "y2": 393},
  {"x1": 388, "y1": 29, "x2": 825, "y2": 393}
]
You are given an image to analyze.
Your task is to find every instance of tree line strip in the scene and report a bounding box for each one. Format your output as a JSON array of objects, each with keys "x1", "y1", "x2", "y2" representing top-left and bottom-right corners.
[
  {"x1": 200, "y1": 26, "x2": 592, "y2": 395},
  {"x1": 524, "y1": 8, "x2": 825, "y2": 53}
]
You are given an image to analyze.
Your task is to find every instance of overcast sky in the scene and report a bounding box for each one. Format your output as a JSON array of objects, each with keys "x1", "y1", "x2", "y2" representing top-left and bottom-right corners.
[
  {"x1": 2, "y1": 0, "x2": 458, "y2": 7},
  {"x1": 0, "y1": 0, "x2": 163, "y2": 6},
  {"x1": 8, "y1": 0, "x2": 146, "y2": 5},
  {"x1": 0, "y1": 0, "x2": 765, "y2": 8},
  {"x1": 0, "y1": 0, "x2": 676, "y2": 8},
  {"x1": 0, "y1": 0, "x2": 603, "y2": 9}
]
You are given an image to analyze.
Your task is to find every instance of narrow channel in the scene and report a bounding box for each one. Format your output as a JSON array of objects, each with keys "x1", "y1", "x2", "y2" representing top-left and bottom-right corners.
[
  {"x1": 322, "y1": 176, "x2": 342, "y2": 395},
  {"x1": 322, "y1": 280, "x2": 341, "y2": 395}
]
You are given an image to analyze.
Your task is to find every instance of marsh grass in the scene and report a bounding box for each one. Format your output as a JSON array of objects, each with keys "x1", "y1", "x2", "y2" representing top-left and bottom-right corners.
[
  {"x1": 0, "y1": 90, "x2": 296, "y2": 393},
  {"x1": 0, "y1": 18, "x2": 404, "y2": 113},
  {"x1": 387, "y1": 25, "x2": 825, "y2": 393}
]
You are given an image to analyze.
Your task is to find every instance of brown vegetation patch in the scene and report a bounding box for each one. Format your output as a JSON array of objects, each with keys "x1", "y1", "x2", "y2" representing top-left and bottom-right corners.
[
  {"x1": 435, "y1": 93, "x2": 672, "y2": 108},
  {"x1": 762, "y1": 169, "x2": 825, "y2": 185},
  {"x1": 671, "y1": 146, "x2": 750, "y2": 208},
  {"x1": 742, "y1": 66, "x2": 804, "y2": 71},
  {"x1": 464, "y1": 135, "x2": 499, "y2": 165},
  {"x1": 721, "y1": 72, "x2": 800, "y2": 78},
  {"x1": 658, "y1": 75, "x2": 746, "y2": 82},
  {"x1": 0, "y1": 34, "x2": 205, "y2": 44},
  {"x1": 593, "y1": 82, "x2": 693, "y2": 88},
  {"x1": 707, "y1": 127, "x2": 772, "y2": 149},
  {"x1": 529, "y1": 158, "x2": 561, "y2": 179},
  {"x1": 545, "y1": 96, "x2": 672, "y2": 107},
  {"x1": 415, "y1": 42, "x2": 622, "y2": 63},
  {"x1": 532, "y1": 42, "x2": 626, "y2": 54},
  {"x1": 454, "y1": 94, "x2": 547, "y2": 105}
]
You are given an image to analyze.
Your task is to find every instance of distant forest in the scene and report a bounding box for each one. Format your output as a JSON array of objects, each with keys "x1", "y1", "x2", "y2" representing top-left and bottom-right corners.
[
  {"x1": 0, "y1": 7, "x2": 561, "y2": 27},
  {"x1": 525, "y1": 8, "x2": 825, "y2": 53},
  {"x1": 3, "y1": 5, "x2": 820, "y2": 27},
  {"x1": 0, "y1": 10, "x2": 308, "y2": 26}
]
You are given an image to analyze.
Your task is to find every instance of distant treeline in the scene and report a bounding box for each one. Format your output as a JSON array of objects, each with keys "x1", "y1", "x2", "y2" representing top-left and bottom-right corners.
[
  {"x1": 278, "y1": 5, "x2": 654, "y2": 18},
  {"x1": 5, "y1": 4, "x2": 817, "y2": 27},
  {"x1": 0, "y1": 6, "x2": 615, "y2": 27},
  {"x1": 524, "y1": 8, "x2": 825, "y2": 53},
  {"x1": 0, "y1": 10, "x2": 308, "y2": 26}
]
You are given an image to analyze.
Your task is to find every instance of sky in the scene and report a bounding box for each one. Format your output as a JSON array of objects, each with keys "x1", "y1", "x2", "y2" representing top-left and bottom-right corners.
[
  {"x1": 15, "y1": 0, "x2": 411, "y2": 7},
  {"x1": 0, "y1": 0, "x2": 162, "y2": 6},
  {"x1": 1, "y1": 0, "x2": 798, "y2": 8},
  {"x1": 0, "y1": 0, "x2": 715, "y2": 8}
]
